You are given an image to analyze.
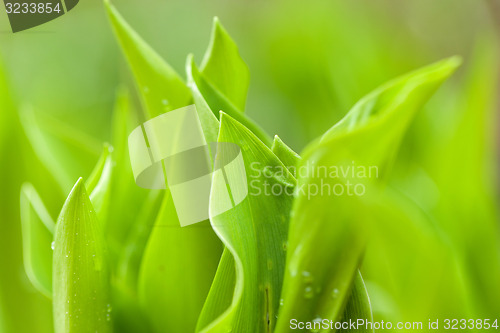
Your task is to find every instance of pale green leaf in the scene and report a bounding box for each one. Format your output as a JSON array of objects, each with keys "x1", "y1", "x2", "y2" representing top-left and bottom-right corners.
[
  {"x1": 19, "y1": 106, "x2": 97, "y2": 193},
  {"x1": 20, "y1": 183, "x2": 55, "y2": 298},
  {"x1": 275, "y1": 58, "x2": 460, "y2": 332},
  {"x1": 200, "y1": 17, "x2": 250, "y2": 111},
  {"x1": 428, "y1": 44, "x2": 500, "y2": 316},
  {"x1": 88, "y1": 144, "x2": 114, "y2": 224},
  {"x1": 86, "y1": 144, "x2": 113, "y2": 195},
  {"x1": 105, "y1": 1, "x2": 192, "y2": 119},
  {"x1": 52, "y1": 178, "x2": 112, "y2": 333}
]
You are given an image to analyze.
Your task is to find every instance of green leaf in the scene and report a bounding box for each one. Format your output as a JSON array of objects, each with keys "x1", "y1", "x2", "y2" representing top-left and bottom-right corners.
[
  {"x1": 105, "y1": 1, "x2": 192, "y2": 119},
  {"x1": 186, "y1": 55, "x2": 272, "y2": 146},
  {"x1": 271, "y1": 135, "x2": 300, "y2": 176},
  {"x1": 322, "y1": 57, "x2": 462, "y2": 152},
  {"x1": 88, "y1": 144, "x2": 114, "y2": 224},
  {"x1": 0, "y1": 61, "x2": 54, "y2": 333},
  {"x1": 275, "y1": 57, "x2": 460, "y2": 332},
  {"x1": 271, "y1": 135, "x2": 373, "y2": 332},
  {"x1": 52, "y1": 178, "x2": 112, "y2": 333},
  {"x1": 105, "y1": 87, "x2": 150, "y2": 258},
  {"x1": 196, "y1": 249, "x2": 236, "y2": 332},
  {"x1": 20, "y1": 183, "x2": 55, "y2": 298},
  {"x1": 339, "y1": 272, "x2": 373, "y2": 333},
  {"x1": 86, "y1": 143, "x2": 113, "y2": 195},
  {"x1": 138, "y1": 191, "x2": 222, "y2": 333},
  {"x1": 361, "y1": 188, "x2": 471, "y2": 322},
  {"x1": 199, "y1": 113, "x2": 295, "y2": 332},
  {"x1": 200, "y1": 17, "x2": 250, "y2": 111},
  {"x1": 117, "y1": 190, "x2": 163, "y2": 293},
  {"x1": 186, "y1": 54, "x2": 222, "y2": 146},
  {"x1": 19, "y1": 106, "x2": 98, "y2": 193},
  {"x1": 429, "y1": 44, "x2": 500, "y2": 316}
]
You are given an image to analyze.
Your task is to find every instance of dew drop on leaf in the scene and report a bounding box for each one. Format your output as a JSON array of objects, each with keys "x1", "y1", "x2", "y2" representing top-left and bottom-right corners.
[
  {"x1": 302, "y1": 271, "x2": 314, "y2": 284},
  {"x1": 304, "y1": 286, "x2": 314, "y2": 299},
  {"x1": 310, "y1": 317, "x2": 322, "y2": 332}
]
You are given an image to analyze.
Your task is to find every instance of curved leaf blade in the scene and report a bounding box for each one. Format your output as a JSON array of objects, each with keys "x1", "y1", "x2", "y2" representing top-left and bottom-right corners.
[
  {"x1": 276, "y1": 58, "x2": 460, "y2": 332},
  {"x1": 200, "y1": 113, "x2": 295, "y2": 333},
  {"x1": 20, "y1": 183, "x2": 55, "y2": 298}
]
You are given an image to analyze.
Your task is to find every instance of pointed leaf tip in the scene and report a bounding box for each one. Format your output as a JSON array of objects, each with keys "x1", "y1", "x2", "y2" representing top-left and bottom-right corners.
[
  {"x1": 200, "y1": 17, "x2": 250, "y2": 112},
  {"x1": 53, "y1": 177, "x2": 112, "y2": 333}
]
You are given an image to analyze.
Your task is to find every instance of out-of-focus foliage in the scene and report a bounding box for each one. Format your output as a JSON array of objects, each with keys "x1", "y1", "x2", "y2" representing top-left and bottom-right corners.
[{"x1": 0, "y1": 0, "x2": 498, "y2": 332}]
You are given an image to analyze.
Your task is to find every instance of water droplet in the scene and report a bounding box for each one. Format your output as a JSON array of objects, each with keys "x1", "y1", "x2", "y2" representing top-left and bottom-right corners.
[
  {"x1": 332, "y1": 288, "x2": 339, "y2": 298},
  {"x1": 304, "y1": 286, "x2": 314, "y2": 299},
  {"x1": 162, "y1": 99, "x2": 169, "y2": 106},
  {"x1": 279, "y1": 298, "x2": 284, "y2": 307},
  {"x1": 51, "y1": 241, "x2": 55, "y2": 250},
  {"x1": 302, "y1": 271, "x2": 314, "y2": 284},
  {"x1": 310, "y1": 317, "x2": 322, "y2": 332},
  {"x1": 143, "y1": 86, "x2": 150, "y2": 93}
]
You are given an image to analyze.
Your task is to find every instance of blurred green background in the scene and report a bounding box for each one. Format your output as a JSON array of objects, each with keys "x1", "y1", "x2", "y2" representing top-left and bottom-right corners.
[{"x1": 0, "y1": 0, "x2": 498, "y2": 332}]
